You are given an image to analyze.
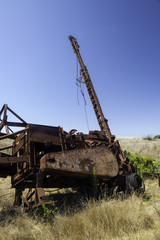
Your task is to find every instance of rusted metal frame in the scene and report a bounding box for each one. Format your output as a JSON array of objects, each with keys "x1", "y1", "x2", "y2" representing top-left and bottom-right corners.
[
  {"x1": 33, "y1": 143, "x2": 36, "y2": 166},
  {"x1": 0, "y1": 145, "x2": 13, "y2": 151},
  {"x1": 59, "y1": 127, "x2": 67, "y2": 151},
  {"x1": 0, "y1": 127, "x2": 29, "y2": 140},
  {"x1": 7, "y1": 126, "x2": 14, "y2": 133},
  {"x1": 0, "y1": 105, "x2": 27, "y2": 136},
  {"x1": 84, "y1": 138, "x2": 109, "y2": 144},
  {"x1": 23, "y1": 128, "x2": 31, "y2": 169},
  {"x1": 21, "y1": 189, "x2": 35, "y2": 208},
  {"x1": 11, "y1": 169, "x2": 33, "y2": 187},
  {"x1": 3, "y1": 104, "x2": 8, "y2": 130},
  {"x1": 25, "y1": 189, "x2": 35, "y2": 205},
  {"x1": 29, "y1": 132, "x2": 61, "y2": 146},
  {"x1": 12, "y1": 131, "x2": 28, "y2": 156},
  {"x1": 82, "y1": 134, "x2": 100, "y2": 140},
  {"x1": 0, "y1": 152, "x2": 11, "y2": 157},
  {"x1": 22, "y1": 173, "x2": 49, "y2": 207},
  {"x1": 6, "y1": 122, "x2": 27, "y2": 127},
  {"x1": 59, "y1": 127, "x2": 64, "y2": 151},
  {"x1": 23, "y1": 196, "x2": 30, "y2": 207},
  {"x1": 0, "y1": 156, "x2": 30, "y2": 164},
  {"x1": 0, "y1": 104, "x2": 7, "y2": 119},
  {"x1": 5, "y1": 125, "x2": 9, "y2": 134},
  {"x1": 26, "y1": 188, "x2": 35, "y2": 201},
  {"x1": 7, "y1": 106, "x2": 27, "y2": 125},
  {"x1": 0, "y1": 128, "x2": 29, "y2": 177},
  {"x1": 68, "y1": 36, "x2": 112, "y2": 142},
  {"x1": 0, "y1": 132, "x2": 15, "y2": 139},
  {"x1": 0, "y1": 104, "x2": 8, "y2": 131},
  {"x1": 80, "y1": 134, "x2": 86, "y2": 148},
  {"x1": 28, "y1": 141, "x2": 36, "y2": 169},
  {"x1": 84, "y1": 75, "x2": 111, "y2": 139},
  {"x1": 14, "y1": 188, "x2": 23, "y2": 206},
  {"x1": 35, "y1": 187, "x2": 47, "y2": 206},
  {"x1": 27, "y1": 129, "x2": 36, "y2": 167},
  {"x1": 65, "y1": 138, "x2": 85, "y2": 147},
  {"x1": 0, "y1": 104, "x2": 6, "y2": 117}
]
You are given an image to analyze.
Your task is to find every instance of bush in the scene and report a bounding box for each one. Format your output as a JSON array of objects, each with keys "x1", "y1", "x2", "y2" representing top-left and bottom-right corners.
[
  {"x1": 124, "y1": 151, "x2": 159, "y2": 178},
  {"x1": 143, "y1": 135, "x2": 153, "y2": 141},
  {"x1": 153, "y1": 135, "x2": 160, "y2": 140},
  {"x1": 143, "y1": 134, "x2": 160, "y2": 141},
  {"x1": 42, "y1": 201, "x2": 59, "y2": 222}
]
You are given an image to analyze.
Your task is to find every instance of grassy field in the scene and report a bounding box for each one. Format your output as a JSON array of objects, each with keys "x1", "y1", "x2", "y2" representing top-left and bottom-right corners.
[
  {"x1": 117, "y1": 137, "x2": 160, "y2": 159},
  {"x1": 0, "y1": 138, "x2": 160, "y2": 239}
]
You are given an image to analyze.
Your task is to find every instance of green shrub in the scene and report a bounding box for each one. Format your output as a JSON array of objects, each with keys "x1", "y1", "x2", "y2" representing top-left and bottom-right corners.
[
  {"x1": 143, "y1": 134, "x2": 160, "y2": 141},
  {"x1": 124, "y1": 151, "x2": 159, "y2": 178},
  {"x1": 143, "y1": 135, "x2": 153, "y2": 141},
  {"x1": 153, "y1": 135, "x2": 160, "y2": 140},
  {"x1": 42, "y1": 201, "x2": 59, "y2": 222}
]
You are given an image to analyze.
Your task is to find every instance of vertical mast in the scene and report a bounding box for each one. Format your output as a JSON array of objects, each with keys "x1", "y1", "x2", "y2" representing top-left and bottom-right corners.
[{"x1": 69, "y1": 35, "x2": 112, "y2": 142}]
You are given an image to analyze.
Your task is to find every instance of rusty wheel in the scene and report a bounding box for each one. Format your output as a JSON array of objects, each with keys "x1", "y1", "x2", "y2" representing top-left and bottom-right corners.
[{"x1": 126, "y1": 173, "x2": 144, "y2": 192}]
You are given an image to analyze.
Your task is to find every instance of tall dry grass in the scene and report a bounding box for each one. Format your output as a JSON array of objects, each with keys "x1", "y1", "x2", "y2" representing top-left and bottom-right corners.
[
  {"x1": 117, "y1": 137, "x2": 160, "y2": 159},
  {"x1": 0, "y1": 178, "x2": 160, "y2": 240},
  {"x1": 0, "y1": 138, "x2": 160, "y2": 239}
]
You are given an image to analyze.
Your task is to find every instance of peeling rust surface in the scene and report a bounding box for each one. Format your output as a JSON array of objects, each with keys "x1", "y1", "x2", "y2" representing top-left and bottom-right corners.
[{"x1": 40, "y1": 146, "x2": 118, "y2": 178}]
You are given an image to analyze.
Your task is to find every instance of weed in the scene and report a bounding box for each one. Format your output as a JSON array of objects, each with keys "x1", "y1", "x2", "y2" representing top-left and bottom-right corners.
[{"x1": 42, "y1": 201, "x2": 59, "y2": 223}]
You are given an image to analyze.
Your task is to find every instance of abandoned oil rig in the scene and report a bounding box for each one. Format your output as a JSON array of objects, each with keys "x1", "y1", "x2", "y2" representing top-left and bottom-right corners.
[{"x1": 0, "y1": 36, "x2": 144, "y2": 208}]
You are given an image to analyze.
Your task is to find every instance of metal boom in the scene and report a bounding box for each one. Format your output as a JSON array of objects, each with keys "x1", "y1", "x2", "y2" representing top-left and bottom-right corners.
[{"x1": 69, "y1": 35, "x2": 112, "y2": 142}]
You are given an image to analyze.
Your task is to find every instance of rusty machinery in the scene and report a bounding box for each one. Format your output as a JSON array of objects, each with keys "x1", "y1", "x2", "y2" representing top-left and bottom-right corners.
[{"x1": 0, "y1": 37, "x2": 144, "y2": 209}]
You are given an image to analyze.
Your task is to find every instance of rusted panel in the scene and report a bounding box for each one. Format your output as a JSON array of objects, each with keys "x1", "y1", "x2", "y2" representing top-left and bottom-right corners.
[
  {"x1": 40, "y1": 146, "x2": 119, "y2": 178},
  {"x1": 28, "y1": 124, "x2": 61, "y2": 145},
  {"x1": 29, "y1": 131, "x2": 61, "y2": 145},
  {"x1": 29, "y1": 124, "x2": 60, "y2": 136},
  {"x1": 35, "y1": 187, "x2": 49, "y2": 205}
]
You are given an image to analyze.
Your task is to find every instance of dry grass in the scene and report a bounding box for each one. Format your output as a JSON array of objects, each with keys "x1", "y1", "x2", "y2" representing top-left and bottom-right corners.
[
  {"x1": 0, "y1": 139, "x2": 13, "y2": 155},
  {"x1": 0, "y1": 178, "x2": 160, "y2": 240},
  {"x1": 117, "y1": 137, "x2": 160, "y2": 159},
  {"x1": 0, "y1": 138, "x2": 160, "y2": 239}
]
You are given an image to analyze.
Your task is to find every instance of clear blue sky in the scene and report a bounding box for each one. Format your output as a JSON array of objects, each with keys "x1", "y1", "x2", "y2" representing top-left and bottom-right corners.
[{"x1": 0, "y1": 0, "x2": 160, "y2": 137}]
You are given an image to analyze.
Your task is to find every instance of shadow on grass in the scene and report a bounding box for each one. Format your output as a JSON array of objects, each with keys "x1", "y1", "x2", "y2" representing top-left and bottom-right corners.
[{"x1": 0, "y1": 204, "x2": 23, "y2": 225}]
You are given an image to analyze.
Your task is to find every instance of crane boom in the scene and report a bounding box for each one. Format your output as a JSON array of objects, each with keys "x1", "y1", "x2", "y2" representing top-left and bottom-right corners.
[{"x1": 68, "y1": 35, "x2": 112, "y2": 142}]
